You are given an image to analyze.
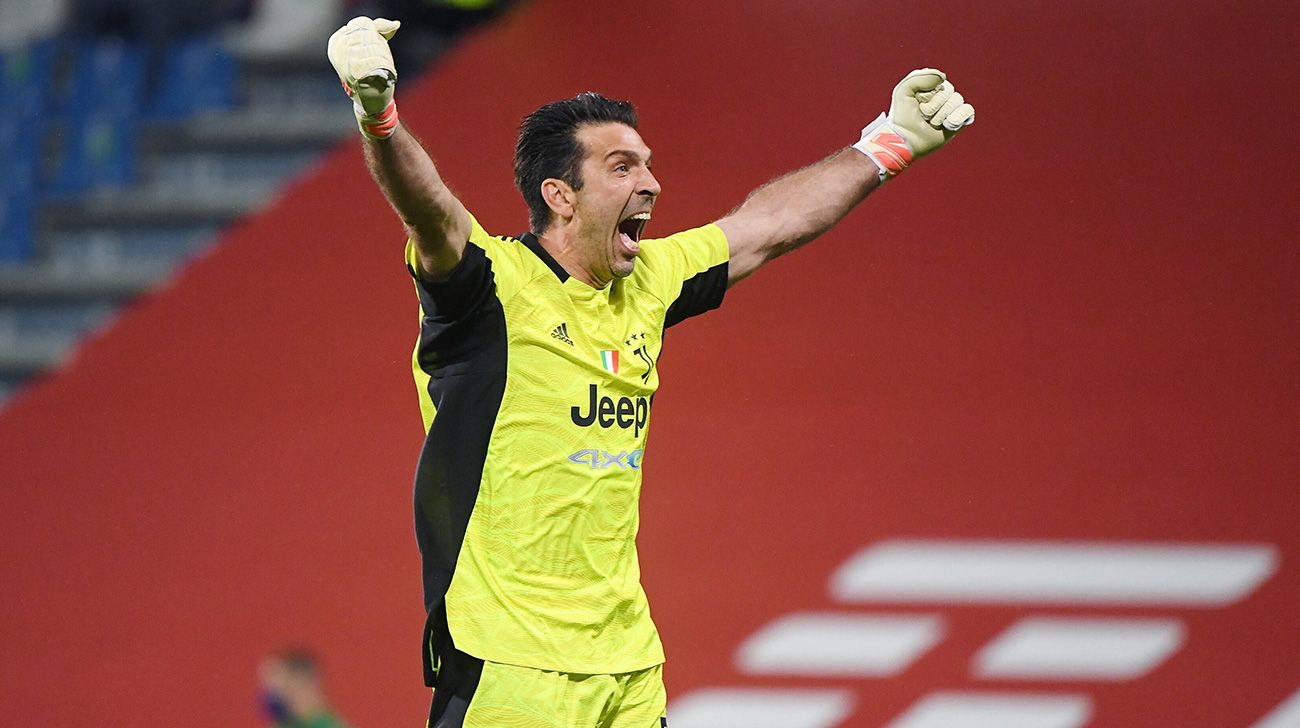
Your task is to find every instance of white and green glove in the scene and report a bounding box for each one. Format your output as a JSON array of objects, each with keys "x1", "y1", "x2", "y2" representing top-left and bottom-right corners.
[
  {"x1": 327, "y1": 16, "x2": 402, "y2": 140},
  {"x1": 852, "y1": 68, "x2": 975, "y2": 182}
]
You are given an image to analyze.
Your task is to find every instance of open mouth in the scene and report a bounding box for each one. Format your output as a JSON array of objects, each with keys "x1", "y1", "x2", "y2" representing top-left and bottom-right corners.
[{"x1": 617, "y1": 212, "x2": 651, "y2": 253}]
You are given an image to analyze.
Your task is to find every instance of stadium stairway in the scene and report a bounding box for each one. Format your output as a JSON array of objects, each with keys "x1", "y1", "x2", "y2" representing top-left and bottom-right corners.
[{"x1": 0, "y1": 46, "x2": 352, "y2": 406}]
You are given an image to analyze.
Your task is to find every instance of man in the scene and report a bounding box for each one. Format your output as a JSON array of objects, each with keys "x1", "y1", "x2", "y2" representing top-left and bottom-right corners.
[
  {"x1": 259, "y1": 649, "x2": 350, "y2": 728},
  {"x1": 327, "y1": 15, "x2": 973, "y2": 728}
]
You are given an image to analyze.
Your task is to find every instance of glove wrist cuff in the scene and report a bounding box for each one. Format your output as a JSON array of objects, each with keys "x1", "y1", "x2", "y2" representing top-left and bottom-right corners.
[
  {"x1": 357, "y1": 99, "x2": 400, "y2": 140},
  {"x1": 851, "y1": 113, "x2": 914, "y2": 183}
]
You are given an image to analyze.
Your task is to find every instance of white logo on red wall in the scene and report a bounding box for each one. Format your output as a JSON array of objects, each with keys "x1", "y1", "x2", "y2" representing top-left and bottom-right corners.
[{"x1": 668, "y1": 539, "x2": 1297, "y2": 728}]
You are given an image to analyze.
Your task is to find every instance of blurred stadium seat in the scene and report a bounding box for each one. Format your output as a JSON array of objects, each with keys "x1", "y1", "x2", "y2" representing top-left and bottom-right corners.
[
  {"x1": 0, "y1": 37, "x2": 59, "y2": 110},
  {"x1": 146, "y1": 34, "x2": 236, "y2": 120},
  {"x1": 63, "y1": 37, "x2": 146, "y2": 116},
  {"x1": 46, "y1": 112, "x2": 139, "y2": 195},
  {"x1": 0, "y1": 192, "x2": 35, "y2": 262},
  {"x1": 0, "y1": 0, "x2": 513, "y2": 406},
  {"x1": 0, "y1": 116, "x2": 38, "y2": 195}
]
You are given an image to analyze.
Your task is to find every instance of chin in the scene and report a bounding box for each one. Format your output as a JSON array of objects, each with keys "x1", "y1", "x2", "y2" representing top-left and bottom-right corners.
[{"x1": 612, "y1": 260, "x2": 636, "y2": 279}]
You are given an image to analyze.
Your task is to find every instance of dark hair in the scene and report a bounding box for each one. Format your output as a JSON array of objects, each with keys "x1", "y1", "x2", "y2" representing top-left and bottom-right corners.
[
  {"x1": 514, "y1": 92, "x2": 638, "y2": 232},
  {"x1": 274, "y1": 647, "x2": 320, "y2": 677}
]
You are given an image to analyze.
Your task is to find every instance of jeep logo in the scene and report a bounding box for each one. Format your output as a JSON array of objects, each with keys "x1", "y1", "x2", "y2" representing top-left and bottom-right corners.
[{"x1": 570, "y1": 384, "x2": 650, "y2": 439}]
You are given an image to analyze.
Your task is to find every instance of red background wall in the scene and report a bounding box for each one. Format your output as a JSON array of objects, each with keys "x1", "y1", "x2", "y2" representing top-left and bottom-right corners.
[{"x1": 1, "y1": 0, "x2": 1296, "y2": 725}]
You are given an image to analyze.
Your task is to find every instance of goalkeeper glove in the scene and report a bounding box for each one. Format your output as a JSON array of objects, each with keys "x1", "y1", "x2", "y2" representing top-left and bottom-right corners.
[
  {"x1": 327, "y1": 16, "x2": 402, "y2": 140},
  {"x1": 852, "y1": 68, "x2": 975, "y2": 182}
]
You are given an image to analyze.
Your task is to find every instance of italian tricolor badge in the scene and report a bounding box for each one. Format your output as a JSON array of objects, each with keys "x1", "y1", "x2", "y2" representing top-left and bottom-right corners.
[{"x1": 600, "y1": 349, "x2": 619, "y2": 374}]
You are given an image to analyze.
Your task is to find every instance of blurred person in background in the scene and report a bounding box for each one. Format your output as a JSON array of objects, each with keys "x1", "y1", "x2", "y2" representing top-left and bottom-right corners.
[{"x1": 259, "y1": 648, "x2": 350, "y2": 728}]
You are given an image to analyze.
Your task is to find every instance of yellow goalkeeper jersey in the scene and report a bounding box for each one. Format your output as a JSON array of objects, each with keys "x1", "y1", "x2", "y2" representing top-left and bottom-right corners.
[{"x1": 406, "y1": 213, "x2": 729, "y2": 678}]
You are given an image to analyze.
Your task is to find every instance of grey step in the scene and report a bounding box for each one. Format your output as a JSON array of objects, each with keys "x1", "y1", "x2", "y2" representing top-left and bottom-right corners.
[
  {"x1": 0, "y1": 302, "x2": 116, "y2": 338},
  {"x1": 0, "y1": 261, "x2": 169, "y2": 302},
  {"x1": 0, "y1": 332, "x2": 75, "y2": 377},
  {"x1": 141, "y1": 108, "x2": 352, "y2": 155},
  {"x1": 141, "y1": 150, "x2": 319, "y2": 190},
  {"x1": 39, "y1": 188, "x2": 264, "y2": 231},
  {"x1": 227, "y1": 38, "x2": 328, "y2": 70},
  {"x1": 234, "y1": 44, "x2": 328, "y2": 72},
  {"x1": 241, "y1": 69, "x2": 344, "y2": 109},
  {"x1": 43, "y1": 226, "x2": 218, "y2": 267}
]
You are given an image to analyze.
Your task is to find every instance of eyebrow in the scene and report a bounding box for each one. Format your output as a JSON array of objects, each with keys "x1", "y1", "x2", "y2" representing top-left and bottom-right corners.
[{"x1": 605, "y1": 149, "x2": 653, "y2": 164}]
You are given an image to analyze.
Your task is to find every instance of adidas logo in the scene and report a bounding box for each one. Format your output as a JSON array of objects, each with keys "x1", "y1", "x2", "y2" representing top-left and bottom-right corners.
[{"x1": 551, "y1": 322, "x2": 574, "y2": 346}]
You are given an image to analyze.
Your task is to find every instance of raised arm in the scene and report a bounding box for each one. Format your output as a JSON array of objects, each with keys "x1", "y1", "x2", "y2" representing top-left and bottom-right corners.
[
  {"x1": 718, "y1": 149, "x2": 878, "y2": 285},
  {"x1": 719, "y1": 69, "x2": 975, "y2": 285},
  {"x1": 327, "y1": 17, "x2": 470, "y2": 280},
  {"x1": 361, "y1": 126, "x2": 470, "y2": 278}
]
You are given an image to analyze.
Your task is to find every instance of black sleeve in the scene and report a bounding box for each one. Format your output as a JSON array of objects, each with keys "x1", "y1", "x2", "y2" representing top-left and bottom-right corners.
[
  {"x1": 409, "y1": 244, "x2": 505, "y2": 378},
  {"x1": 407, "y1": 244, "x2": 496, "y2": 323},
  {"x1": 664, "y1": 260, "x2": 728, "y2": 328}
]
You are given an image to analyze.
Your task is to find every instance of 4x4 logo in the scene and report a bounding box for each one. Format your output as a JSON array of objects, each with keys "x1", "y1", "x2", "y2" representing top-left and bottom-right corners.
[{"x1": 568, "y1": 449, "x2": 643, "y2": 469}]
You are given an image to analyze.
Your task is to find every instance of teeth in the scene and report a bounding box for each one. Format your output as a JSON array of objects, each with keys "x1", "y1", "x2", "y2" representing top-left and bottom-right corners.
[{"x1": 628, "y1": 212, "x2": 651, "y2": 221}]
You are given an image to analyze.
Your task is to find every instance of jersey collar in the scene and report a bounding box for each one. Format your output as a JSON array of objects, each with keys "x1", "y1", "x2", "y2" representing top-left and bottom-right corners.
[{"x1": 520, "y1": 232, "x2": 570, "y2": 283}]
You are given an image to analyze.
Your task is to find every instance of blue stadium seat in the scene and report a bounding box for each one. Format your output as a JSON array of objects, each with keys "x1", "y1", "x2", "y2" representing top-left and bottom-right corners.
[
  {"x1": 0, "y1": 43, "x2": 51, "y2": 260},
  {"x1": 64, "y1": 38, "x2": 147, "y2": 116},
  {"x1": 0, "y1": 118, "x2": 40, "y2": 197},
  {"x1": 0, "y1": 39, "x2": 60, "y2": 122},
  {"x1": 38, "y1": 39, "x2": 148, "y2": 196},
  {"x1": 45, "y1": 114, "x2": 139, "y2": 196},
  {"x1": 147, "y1": 35, "x2": 236, "y2": 120},
  {"x1": 0, "y1": 192, "x2": 36, "y2": 262}
]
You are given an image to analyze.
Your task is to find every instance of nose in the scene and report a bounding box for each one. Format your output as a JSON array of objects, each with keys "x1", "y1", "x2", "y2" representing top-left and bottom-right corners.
[{"x1": 638, "y1": 168, "x2": 661, "y2": 198}]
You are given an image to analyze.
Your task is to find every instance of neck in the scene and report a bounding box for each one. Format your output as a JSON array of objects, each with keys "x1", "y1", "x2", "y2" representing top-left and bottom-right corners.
[{"x1": 536, "y1": 224, "x2": 609, "y2": 289}]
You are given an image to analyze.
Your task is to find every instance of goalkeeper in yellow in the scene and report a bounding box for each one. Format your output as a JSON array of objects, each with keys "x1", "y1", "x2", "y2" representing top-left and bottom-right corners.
[{"x1": 328, "y1": 16, "x2": 974, "y2": 728}]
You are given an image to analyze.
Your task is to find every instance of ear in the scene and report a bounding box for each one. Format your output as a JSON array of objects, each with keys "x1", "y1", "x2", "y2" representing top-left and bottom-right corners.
[{"x1": 541, "y1": 178, "x2": 576, "y2": 222}]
